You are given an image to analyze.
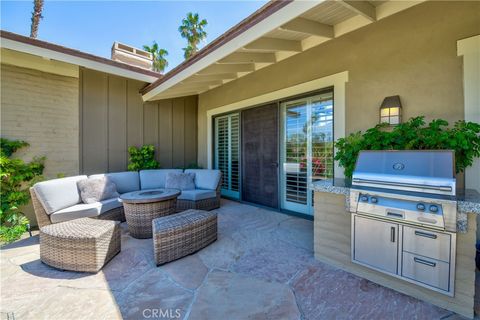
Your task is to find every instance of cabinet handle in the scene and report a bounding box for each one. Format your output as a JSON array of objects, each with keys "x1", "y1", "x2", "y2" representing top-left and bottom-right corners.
[
  {"x1": 414, "y1": 230, "x2": 437, "y2": 239},
  {"x1": 390, "y1": 227, "x2": 395, "y2": 242},
  {"x1": 414, "y1": 257, "x2": 436, "y2": 267},
  {"x1": 387, "y1": 212, "x2": 404, "y2": 219}
]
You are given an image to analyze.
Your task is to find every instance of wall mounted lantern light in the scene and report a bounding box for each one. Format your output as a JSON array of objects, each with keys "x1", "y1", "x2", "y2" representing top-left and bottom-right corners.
[{"x1": 380, "y1": 95, "x2": 402, "y2": 125}]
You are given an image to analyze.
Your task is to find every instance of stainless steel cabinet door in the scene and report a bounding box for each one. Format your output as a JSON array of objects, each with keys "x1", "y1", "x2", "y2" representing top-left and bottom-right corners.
[{"x1": 353, "y1": 215, "x2": 399, "y2": 274}]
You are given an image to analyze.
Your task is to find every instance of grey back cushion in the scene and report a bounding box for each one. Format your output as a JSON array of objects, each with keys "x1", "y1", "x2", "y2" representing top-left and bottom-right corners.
[
  {"x1": 184, "y1": 169, "x2": 221, "y2": 190},
  {"x1": 165, "y1": 172, "x2": 196, "y2": 191},
  {"x1": 140, "y1": 169, "x2": 183, "y2": 190},
  {"x1": 89, "y1": 171, "x2": 139, "y2": 194},
  {"x1": 77, "y1": 177, "x2": 120, "y2": 204},
  {"x1": 33, "y1": 175, "x2": 87, "y2": 214}
]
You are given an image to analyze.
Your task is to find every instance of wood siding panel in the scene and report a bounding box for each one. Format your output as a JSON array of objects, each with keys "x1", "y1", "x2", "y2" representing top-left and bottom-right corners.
[
  {"x1": 80, "y1": 68, "x2": 197, "y2": 172},
  {"x1": 184, "y1": 95, "x2": 197, "y2": 166},
  {"x1": 172, "y1": 98, "x2": 185, "y2": 168},
  {"x1": 108, "y1": 77, "x2": 127, "y2": 172},
  {"x1": 144, "y1": 101, "x2": 159, "y2": 148},
  {"x1": 81, "y1": 69, "x2": 108, "y2": 174},
  {"x1": 158, "y1": 100, "x2": 173, "y2": 168},
  {"x1": 127, "y1": 80, "x2": 144, "y2": 148}
]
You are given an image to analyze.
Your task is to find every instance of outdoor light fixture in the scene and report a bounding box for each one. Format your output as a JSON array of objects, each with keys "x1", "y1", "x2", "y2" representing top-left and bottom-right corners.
[{"x1": 379, "y1": 95, "x2": 402, "y2": 125}]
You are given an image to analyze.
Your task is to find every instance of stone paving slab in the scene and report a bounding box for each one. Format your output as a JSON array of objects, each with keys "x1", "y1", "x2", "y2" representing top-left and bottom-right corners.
[
  {"x1": 0, "y1": 199, "x2": 470, "y2": 320},
  {"x1": 188, "y1": 270, "x2": 301, "y2": 320}
]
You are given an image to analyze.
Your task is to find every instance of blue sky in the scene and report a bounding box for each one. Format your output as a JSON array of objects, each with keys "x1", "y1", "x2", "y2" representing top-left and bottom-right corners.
[{"x1": 1, "y1": 1, "x2": 267, "y2": 71}]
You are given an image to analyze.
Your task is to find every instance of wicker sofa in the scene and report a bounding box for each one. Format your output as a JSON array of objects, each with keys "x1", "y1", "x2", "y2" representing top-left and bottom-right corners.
[{"x1": 30, "y1": 169, "x2": 222, "y2": 228}]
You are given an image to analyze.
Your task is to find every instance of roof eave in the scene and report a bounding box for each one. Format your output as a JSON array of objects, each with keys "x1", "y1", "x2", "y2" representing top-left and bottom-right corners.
[
  {"x1": 0, "y1": 30, "x2": 161, "y2": 83},
  {"x1": 141, "y1": 0, "x2": 325, "y2": 101}
]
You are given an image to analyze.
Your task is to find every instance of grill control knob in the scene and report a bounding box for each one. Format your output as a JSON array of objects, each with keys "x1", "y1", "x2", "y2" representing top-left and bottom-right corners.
[
  {"x1": 416, "y1": 203, "x2": 426, "y2": 211},
  {"x1": 370, "y1": 197, "x2": 378, "y2": 204},
  {"x1": 360, "y1": 195, "x2": 369, "y2": 202},
  {"x1": 429, "y1": 205, "x2": 439, "y2": 213}
]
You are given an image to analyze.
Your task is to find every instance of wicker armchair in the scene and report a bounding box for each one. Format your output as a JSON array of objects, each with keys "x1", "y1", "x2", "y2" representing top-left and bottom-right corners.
[
  {"x1": 30, "y1": 188, "x2": 125, "y2": 229},
  {"x1": 176, "y1": 176, "x2": 222, "y2": 212}
]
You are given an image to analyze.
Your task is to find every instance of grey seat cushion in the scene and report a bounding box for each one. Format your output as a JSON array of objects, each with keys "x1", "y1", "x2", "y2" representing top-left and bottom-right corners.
[
  {"x1": 77, "y1": 177, "x2": 119, "y2": 204},
  {"x1": 33, "y1": 175, "x2": 87, "y2": 214},
  {"x1": 178, "y1": 190, "x2": 217, "y2": 201},
  {"x1": 50, "y1": 198, "x2": 122, "y2": 224},
  {"x1": 89, "y1": 171, "x2": 139, "y2": 194},
  {"x1": 165, "y1": 172, "x2": 196, "y2": 191},
  {"x1": 184, "y1": 169, "x2": 221, "y2": 190},
  {"x1": 139, "y1": 169, "x2": 183, "y2": 190}
]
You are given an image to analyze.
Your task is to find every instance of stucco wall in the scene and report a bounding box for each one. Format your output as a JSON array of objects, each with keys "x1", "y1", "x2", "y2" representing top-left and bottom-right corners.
[
  {"x1": 1, "y1": 63, "x2": 80, "y2": 177},
  {"x1": 80, "y1": 68, "x2": 197, "y2": 174},
  {"x1": 197, "y1": 1, "x2": 480, "y2": 167}
]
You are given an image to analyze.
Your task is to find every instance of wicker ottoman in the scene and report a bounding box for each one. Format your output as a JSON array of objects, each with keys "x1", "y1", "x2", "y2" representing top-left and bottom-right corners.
[
  {"x1": 40, "y1": 218, "x2": 121, "y2": 273},
  {"x1": 152, "y1": 209, "x2": 217, "y2": 266}
]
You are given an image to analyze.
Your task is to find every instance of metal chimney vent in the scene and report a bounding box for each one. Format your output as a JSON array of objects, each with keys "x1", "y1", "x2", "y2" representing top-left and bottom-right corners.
[{"x1": 111, "y1": 42, "x2": 153, "y2": 70}]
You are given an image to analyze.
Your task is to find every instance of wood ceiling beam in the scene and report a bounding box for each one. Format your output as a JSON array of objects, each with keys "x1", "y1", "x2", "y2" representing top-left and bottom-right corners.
[
  {"x1": 153, "y1": 90, "x2": 203, "y2": 100},
  {"x1": 166, "y1": 83, "x2": 216, "y2": 95},
  {"x1": 183, "y1": 73, "x2": 238, "y2": 83},
  {"x1": 244, "y1": 38, "x2": 302, "y2": 52},
  {"x1": 339, "y1": 1, "x2": 376, "y2": 21},
  {"x1": 280, "y1": 17, "x2": 334, "y2": 38},
  {"x1": 197, "y1": 63, "x2": 255, "y2": 75},
  {"x1": 180, "y1": 79, "x2": 224, "y2": 87},
  {"x1": 218, "y1": 52, "x2": 277, "y2": 64}
]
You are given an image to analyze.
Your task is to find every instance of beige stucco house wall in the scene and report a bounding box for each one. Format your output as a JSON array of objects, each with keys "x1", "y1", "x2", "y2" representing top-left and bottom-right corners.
[{"x1": 197, "y1": 1, "x2": 480, "y2": 167}]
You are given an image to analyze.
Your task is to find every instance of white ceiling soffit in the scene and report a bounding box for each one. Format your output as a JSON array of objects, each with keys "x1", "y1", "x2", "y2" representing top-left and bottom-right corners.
[
  {"x1": 143, "y1": 0, "x2": 426, "y2": 101},
  {"x1": 0, "y1": 38, "x2": 159, "y2": 83}
]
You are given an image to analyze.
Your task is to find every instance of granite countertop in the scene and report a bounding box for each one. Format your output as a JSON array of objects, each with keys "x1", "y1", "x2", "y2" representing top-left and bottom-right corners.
[{"x1": 311, "y1": 179, "x2": 480, "y2": 233}]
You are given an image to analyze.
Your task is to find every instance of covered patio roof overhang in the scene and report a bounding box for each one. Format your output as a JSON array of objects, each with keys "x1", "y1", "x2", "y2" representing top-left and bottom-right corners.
[{"x1": 141, "y1": 0, "x2": 425, "y2": 101}]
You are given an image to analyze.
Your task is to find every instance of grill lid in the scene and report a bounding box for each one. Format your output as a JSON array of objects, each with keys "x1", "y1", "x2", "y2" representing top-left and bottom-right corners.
[{"x1": 352, "y1": 150, "x2": 456, "y2": 196}]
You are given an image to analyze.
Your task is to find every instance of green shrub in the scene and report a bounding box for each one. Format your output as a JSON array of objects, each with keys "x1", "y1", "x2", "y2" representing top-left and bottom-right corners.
[
  {"x1": 0, "y1": 138, "x2": 45, "y2": 244},
  {"x1": 335, "y1": 117, "x2": 480, "y2": 178},
  {"x1": 127, "y1": 145, "x2": 160, "y2": 171}
]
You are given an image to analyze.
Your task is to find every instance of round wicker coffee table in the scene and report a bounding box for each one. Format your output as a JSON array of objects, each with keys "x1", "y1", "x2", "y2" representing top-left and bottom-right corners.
[{"x1": 120, "y1": 189, "x2": 180, "y2": 239}]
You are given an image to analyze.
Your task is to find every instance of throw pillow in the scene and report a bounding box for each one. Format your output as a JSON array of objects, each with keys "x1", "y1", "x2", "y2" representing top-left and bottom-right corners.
[
  {"x1": 77, "y1": 177, "x2": 120, "y2": 204},
  {"x1": 165, "y1": 172, "x2": 195, "y2": 190}
]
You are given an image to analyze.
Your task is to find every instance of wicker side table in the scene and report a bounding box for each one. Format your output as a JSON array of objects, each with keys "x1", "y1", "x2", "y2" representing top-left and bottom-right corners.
[
  {"x1": 40, "y1": 218, "x2": 121, "y2": 273},
  {"x1": 120, "y1": 189, "x2": 180, "y2": 239},
  {"x1": 152, "y1": 209, "x2": 217, "y2": 265}
]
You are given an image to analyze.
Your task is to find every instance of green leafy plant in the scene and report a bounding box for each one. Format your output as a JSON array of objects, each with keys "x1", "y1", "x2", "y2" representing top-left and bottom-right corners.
[
  {"x1": 0, "y1": 138, "x2": 45, "y2": 244},
  {"x1": 335, "y1": 116, "x2": 480, "y2": 178},
  {"x1": 127, "y1": 145, "x2": 160, "y2": 171}
]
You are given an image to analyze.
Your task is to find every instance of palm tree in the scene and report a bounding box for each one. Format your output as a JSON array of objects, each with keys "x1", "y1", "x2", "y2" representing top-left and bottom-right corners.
[
  {"x1": 182, "y1": 45, "x2": 195, "y2": 60},
  {"x1": 30, "y1": 0, "x2": 44, "y2": 38},
  {"x1": 178, "y1": 12, "x2": 207, "y2": 59},
  {"x1": 143, "y1": 42, "x2": 169, "y2": 73}
]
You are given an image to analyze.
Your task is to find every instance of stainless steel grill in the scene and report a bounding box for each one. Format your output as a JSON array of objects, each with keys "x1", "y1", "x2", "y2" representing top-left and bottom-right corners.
[
  {"x1": 350, "y1": 150, "x2": 457, "y2": 232},
  {"x1": 349, "y1": 150, "x2": 457, "y2": 296}
]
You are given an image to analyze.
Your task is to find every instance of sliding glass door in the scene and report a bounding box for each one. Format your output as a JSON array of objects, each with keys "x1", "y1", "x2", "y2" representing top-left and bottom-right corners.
[
  {"x1": 214, "y1": 113, "x2": 240, "y2": 199},
  {"x1": 280, "y1": 90, "x2": 334, "y2": 214}
]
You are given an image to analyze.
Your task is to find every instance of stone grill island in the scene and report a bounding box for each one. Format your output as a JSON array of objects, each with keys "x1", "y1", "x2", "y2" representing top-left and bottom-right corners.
[{"x1": 313, "y1": 178, "x2": 480, "y2": 318}]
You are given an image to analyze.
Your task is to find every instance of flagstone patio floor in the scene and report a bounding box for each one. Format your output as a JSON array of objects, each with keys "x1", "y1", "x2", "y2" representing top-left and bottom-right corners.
[{"x1": 0, "y1": 199, "x2": 474, "y2": 319}]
